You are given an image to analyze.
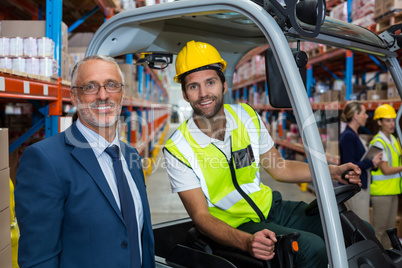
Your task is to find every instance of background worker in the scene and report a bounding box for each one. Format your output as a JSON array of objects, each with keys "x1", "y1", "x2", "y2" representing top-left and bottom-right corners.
[
  {"x1": 163, "y1": 40, "x2": 362, "y2": 268},
  {"x1": 370, "y1": 104, "x2": 402, "y2": 249},
  {"x1": 15, "y1": 55, "x2": 155, "y2": 268},
  {"x1": 339, "y1": 101, "x2": 382, "y2": 222}
]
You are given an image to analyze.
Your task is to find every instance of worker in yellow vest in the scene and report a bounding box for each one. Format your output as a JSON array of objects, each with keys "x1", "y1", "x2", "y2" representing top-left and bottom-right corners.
[
  {"x1": 163, "y1": 40, "x2": 362, "y2": 268},
  {"x1": 370, "y1": 104, "x2": 402, "y2": 249}
]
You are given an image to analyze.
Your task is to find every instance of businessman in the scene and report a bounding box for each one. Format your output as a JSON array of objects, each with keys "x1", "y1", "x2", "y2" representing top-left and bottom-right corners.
[{"x1": 15, "y1": 55, "x2": 155, "y2": 267}]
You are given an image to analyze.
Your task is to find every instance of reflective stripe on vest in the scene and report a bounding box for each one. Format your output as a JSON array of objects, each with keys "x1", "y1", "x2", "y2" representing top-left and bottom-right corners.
[
  {"x1": 169, "y1": 129, "x2": 214, "y2": 207},
  {"x1": 228, "y1": 104, "x2": 260, "y2": 165},
  {"x1": 370, "y1": 134, "x2": 402, "y2": 195}
]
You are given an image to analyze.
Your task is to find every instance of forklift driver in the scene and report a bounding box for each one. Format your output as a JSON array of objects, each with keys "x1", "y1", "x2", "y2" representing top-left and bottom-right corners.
[{"x1": 163, "y1": 40, "x2": 362, "y2": 267}]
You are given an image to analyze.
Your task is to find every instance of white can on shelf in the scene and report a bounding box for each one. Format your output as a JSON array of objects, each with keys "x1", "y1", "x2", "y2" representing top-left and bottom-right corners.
[
  {"x1": 12, "y1": 57, "x2": 25, "y2": 73},
  {"x1": 25, "y1": 57, "x2": 40, "y2": 75},
  {"x1": 9, "y1": 37, "x2": 24, "y2": 57},
  {"x1": 0, "y1": 38, "x2": 10, "y2": 57},
  {"x1": 37, "y1": 37, "x2": 55, "y2": 59},
  {"x1": 23, "y1": 37, "x2": 38, "y2": 57},
  {"x1": 0, "y1": 57, "x2": 12, "y2": 69},
  {"x1": 39, "y1": 58, "x2": 58, "y2": 77}
]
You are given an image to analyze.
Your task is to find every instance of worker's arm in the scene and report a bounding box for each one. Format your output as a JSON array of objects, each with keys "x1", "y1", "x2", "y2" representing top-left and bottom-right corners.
[
  {"x1": 178, "y1": 188, "x2": 277, "y2": 260},
  {"x1": 377, "y1": 161, "x2": 402, "y2": 175},
  {"x1": 260, "y1": 146, "x2": 361, "y2": 186}
]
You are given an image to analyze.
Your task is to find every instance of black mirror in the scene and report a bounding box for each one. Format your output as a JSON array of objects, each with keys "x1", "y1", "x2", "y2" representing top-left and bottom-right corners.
[
  {"x1": 296, "y1": 0, "x2": 326, "y2": 26},
  {"x1": 251, "y1": 0, "x2": 326, "y2": 38},
  {"x1": 265, "y1": 48, "x2": 307, "y2": 108}
]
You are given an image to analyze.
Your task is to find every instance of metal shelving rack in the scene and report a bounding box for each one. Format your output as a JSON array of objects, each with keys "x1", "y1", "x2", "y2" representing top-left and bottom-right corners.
[
  {"x1": 2, "y1": 0, "x2": 171, "y2": 158},
  {"x1": 230, "y1": 0, "x2": 400, "y2": 165}
]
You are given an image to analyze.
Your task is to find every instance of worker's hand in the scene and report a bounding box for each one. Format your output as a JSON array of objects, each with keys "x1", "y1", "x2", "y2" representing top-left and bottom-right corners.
[
  {"x1": 329, "y1": 163, "x2": 361, "y2": 186},
  {"x1": 372, "y1": 152, "x2": 383, "y2": 168},
  {"x1": 247, "y1": 229, "x2": 277, "y2": 261}
]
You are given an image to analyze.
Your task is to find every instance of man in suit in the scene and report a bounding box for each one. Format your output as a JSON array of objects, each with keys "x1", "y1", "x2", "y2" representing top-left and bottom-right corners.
[{"x1": 15, "y1": 55, "x2": 155, "y2": 268}]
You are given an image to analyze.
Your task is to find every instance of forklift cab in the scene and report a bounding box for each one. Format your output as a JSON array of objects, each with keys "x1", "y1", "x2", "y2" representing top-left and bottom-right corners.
[{"x1": 86, "y1": 0, "x2": 402, "y2": 267}]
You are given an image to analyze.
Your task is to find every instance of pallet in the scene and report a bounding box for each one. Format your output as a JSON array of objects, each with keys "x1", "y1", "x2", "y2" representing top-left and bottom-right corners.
[{"x1": 375, "y1": 11, "x2": 402, "y2": 33}]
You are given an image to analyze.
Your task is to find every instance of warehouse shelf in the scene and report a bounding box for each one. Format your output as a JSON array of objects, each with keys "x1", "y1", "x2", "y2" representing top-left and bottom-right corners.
[
  {"x1": 0, "y1": 71, "x2": 70, "y2": 102},
  {"x1": 274, "y1": 138, "x2": 340, "y2": 165},
  {"x1": 0, "y1": 67, "x2": 171, "y2": 158},
  {"x1": 311, "y1": 100, "x2": 402, "y2": 111}
]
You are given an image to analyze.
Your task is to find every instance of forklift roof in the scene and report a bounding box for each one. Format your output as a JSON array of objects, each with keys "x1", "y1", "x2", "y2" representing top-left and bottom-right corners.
[{"x1": 86, "y1": 0, "x2": 391, "y2": 60}]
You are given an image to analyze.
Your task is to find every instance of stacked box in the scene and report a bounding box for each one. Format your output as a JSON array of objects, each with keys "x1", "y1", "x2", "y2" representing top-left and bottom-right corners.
[
  {"x1": 384, "y1": 0, "x2": 402, "y2": 13},
  {"x1": 0, "y1": 20, "x2": 68, "y2": 52},
  {"x1": 375, "y1": 0, "x2": 384, "y2": 17},
  {"x1": 387, "y1": 83, "x2": 400, "y2": 100},
  {"x1": 320, "y1": 90, "x2": 340, "y2": 103},
  {"x1": 119, "y1": 63, "x2": 134, "y2": 98},
  {"x1": 0, "y1": 129, "x2": 11, "y2": 267},
  {"x1": 68, "y1": 47, "x2": 87, "y2": 66},
  {"x1": 330, "y1": 2, "x2": 348, "y2": 22}
]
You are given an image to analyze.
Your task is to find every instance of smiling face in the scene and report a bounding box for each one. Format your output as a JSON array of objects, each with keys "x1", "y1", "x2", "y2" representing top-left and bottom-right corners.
[
  {"x1": 182, "y1": 69, "x2": 227, "y2": 119},
  {"x1": 70, "y1": 59, "x2": 124, "y2": 133}
]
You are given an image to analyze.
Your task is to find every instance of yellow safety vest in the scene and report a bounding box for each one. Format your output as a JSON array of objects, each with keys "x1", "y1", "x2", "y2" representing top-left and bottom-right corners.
[
  {"x1": 164, "y1": 103, "x2": 272, "y2": 228},
  {"x1": 370, "y1": 134, "x2": 402, "y2": 195}
]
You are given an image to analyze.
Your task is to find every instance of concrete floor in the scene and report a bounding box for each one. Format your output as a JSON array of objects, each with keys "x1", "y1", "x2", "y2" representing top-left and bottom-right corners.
[{"x1": 146, "y1": 123, "x2": 316, "y2": 224}]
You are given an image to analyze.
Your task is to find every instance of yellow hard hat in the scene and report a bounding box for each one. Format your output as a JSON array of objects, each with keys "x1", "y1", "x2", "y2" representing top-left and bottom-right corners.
[
  {"x1": 373, "y1": 104, "x2": 397, "y2": 120},
  {"x1": 174, "y1": 40, "x2": 227, "y2": 83}
]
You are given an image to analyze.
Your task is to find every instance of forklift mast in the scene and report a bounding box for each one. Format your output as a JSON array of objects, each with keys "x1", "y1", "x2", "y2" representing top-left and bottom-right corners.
[{"x1": 85, "y1": 1, "x2": 402, "y2": 267}]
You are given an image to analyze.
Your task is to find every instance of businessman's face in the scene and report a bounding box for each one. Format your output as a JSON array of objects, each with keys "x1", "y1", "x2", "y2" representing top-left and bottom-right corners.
[{"x1": 70, "y1": 59, "x2": 124, "y2": 131}]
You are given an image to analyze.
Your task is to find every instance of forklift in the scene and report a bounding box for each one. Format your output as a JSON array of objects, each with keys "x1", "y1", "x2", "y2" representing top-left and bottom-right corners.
[{"x1": 85, "y1": 0, "x2": 402, "y2": 266}]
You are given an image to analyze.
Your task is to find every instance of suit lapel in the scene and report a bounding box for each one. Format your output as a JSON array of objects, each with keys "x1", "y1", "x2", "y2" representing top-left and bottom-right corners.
[{"x1": 65, "y1": 123, "x2": 123, "y2": 221}]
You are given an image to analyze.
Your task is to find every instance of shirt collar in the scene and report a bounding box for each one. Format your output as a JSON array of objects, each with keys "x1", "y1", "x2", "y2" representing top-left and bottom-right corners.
[
  {"x1": 378, "y1": 130, "x2": 393, "y2": 144},
  {"x1": 186, "y1": 107, "x2": 238, "y2": 148},
  {"x1": 76, "y1": 118, "x2": 120, "y2": 158}
]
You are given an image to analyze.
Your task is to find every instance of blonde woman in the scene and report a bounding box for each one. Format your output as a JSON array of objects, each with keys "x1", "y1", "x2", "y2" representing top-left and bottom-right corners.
[{"x1": 339, "y1": 101, "x2": 382, "y2": 222}]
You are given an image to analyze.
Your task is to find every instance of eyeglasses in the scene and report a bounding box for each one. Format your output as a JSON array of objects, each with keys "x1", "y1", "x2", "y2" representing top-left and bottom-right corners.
[{"x1": 72, "y1": 82, "x2": 124, "y2": 95}]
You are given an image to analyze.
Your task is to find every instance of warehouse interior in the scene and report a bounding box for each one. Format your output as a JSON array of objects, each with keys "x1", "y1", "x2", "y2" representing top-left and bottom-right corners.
[{"x1": 1, "y1": 0, "x2": 402, "y2": 267}]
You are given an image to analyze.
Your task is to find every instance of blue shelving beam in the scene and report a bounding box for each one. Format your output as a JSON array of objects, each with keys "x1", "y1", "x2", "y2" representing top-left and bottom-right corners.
[
  {"x1": 345, "y1": 0, "x2": 353, "y2": 100},
  {"x1": 68, "y1": 6, "x2": 99, "y2": 33}
]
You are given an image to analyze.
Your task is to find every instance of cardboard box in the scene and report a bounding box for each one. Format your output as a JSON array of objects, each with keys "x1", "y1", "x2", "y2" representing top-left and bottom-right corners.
[
  {"x1": 326, "y1": 141, "x2": 339, "y2": 156},
  {"x1": 0, "y1": 129, "x2": 8, "y2": 170},
  {"x1": 384, "y1": 0, "x2": 402, "y2": 12},
  {"x1": 0, "y1": 208, "x2": 10, "y2": 252},
  {"x1": 387, "y1": 83, "x2": 400, "y2": 100},
  {"x1": 320, "y1": 90, "x2": 340, "y2": 103},
  {"x1": 0, "y1": 20, "x2": 68, "y2": 51},
  {"x1": 61, "y1": 22, "x2": 68, "y2": 53},
  {"x1": 119, "y1": 63, "x2": 134, "y2": 97},
  {"x1": 68, "y1": 47, "x2": 87, "y2": 66},
  {"x1": 0, "y1": 245, "x2": 11, "y2": 268},
  {"x1": 375, "y1": 0, "x2": 384, "y2": 18},
  {"x1": 61, "y1": 51, "x2": 70, "y2": 81},
  {"x1": 367, "y1": 89, "x2": 387, "y2": 100},
  {"x1": 0, "y1": 168, "x2": 10, "y2": 212}
]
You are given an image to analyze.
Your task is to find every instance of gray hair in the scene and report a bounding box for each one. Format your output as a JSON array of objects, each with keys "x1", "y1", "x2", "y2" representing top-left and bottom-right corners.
[{"x1": 70, "y1": 55, "x2": 125, "y2": 88}]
